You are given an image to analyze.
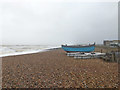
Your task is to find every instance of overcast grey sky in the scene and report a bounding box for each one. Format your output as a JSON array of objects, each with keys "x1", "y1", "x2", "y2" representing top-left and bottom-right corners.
[{"x1": 0, "y1": 0, "x2": 118, "y2": 45}]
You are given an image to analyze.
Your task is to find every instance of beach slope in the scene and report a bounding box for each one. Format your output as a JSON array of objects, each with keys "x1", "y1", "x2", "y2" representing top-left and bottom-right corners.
[{"x1": 2, "y1": 49, "x2": 118, "y2": 88}]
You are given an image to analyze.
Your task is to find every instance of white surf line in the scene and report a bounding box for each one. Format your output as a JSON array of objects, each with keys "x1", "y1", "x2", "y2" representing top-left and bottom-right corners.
[
  {"x1": 0, "y1": 50, "x2": 48, "y2": 58},
  {"x1": 0, "y1": 46, "x2": 61, "y2": 58}
]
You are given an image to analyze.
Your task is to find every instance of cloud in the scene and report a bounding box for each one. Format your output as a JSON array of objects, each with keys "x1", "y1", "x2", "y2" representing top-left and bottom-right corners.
[{"x1": 1, "y1": 1, "x2": 118, "y2": 45}]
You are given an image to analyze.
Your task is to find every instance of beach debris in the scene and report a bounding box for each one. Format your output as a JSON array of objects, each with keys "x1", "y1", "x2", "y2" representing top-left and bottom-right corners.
[{"x1": 67, "y1": 52, "x2": 106, "y2": 59}]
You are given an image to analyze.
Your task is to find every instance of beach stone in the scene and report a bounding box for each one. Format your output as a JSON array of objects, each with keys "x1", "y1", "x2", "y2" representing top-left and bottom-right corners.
[{"x1": 2, "y1": 49, "x2": 118, "y2": 88}]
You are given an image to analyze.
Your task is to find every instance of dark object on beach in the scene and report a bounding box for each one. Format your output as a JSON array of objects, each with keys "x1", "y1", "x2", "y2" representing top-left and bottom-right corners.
[
  {"x1": 61, "y1": 43, "x2": 95, "y2": 53},
  {"x1": 91, "y1": 52, "x2": 96, "y2": 54}
]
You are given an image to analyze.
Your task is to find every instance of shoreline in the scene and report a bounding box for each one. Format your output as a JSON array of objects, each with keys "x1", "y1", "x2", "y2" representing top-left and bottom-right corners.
[{"x1": 0, "y1": 47, "x2": 61, "y2": 58}]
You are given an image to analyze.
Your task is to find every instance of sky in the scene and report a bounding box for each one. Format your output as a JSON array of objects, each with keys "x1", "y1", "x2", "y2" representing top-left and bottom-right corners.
[{"x1": 0, "y1": 0, "x2": 118, "y2": 45}]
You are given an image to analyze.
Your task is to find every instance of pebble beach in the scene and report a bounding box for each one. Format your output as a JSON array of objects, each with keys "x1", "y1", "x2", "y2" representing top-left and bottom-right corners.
[{"x1": 2, "y1": 49, "x2": 118, "y2": 88}]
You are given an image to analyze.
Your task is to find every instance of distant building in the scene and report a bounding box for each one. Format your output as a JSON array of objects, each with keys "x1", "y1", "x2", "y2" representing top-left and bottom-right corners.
[
  {"x1": 103, "y1": 40, "x2": 112, "y2": 46},
  {"x1": 103, "y1": 40, "x2": 120, "y2": 47}
]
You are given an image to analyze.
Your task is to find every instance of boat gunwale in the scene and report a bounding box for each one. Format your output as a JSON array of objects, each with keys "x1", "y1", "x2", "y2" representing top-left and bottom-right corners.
[{"x1": 61, "y1": 44, "x2": 95, "y2": 48}]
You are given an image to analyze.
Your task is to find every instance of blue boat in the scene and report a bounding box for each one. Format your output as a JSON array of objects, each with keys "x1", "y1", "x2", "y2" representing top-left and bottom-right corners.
[{"x1": 61, "y1": 43, "x2": 95, "y2": 53}]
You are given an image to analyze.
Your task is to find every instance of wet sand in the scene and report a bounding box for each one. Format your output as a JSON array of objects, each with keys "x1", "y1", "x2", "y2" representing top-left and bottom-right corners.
[{"x1": 2, "y1": 49, "x2": 118, "y2": 88}]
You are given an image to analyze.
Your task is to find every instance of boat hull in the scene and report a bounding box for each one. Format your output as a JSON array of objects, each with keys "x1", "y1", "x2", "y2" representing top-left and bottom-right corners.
[{"x1": 61, "y1": 44, "x2": 95, "y2": 52}]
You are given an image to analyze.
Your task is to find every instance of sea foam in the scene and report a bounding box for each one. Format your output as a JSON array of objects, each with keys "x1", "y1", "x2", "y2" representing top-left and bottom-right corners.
[{"x1": 0, "y1": 45, "x2": 60, "y2": 57}]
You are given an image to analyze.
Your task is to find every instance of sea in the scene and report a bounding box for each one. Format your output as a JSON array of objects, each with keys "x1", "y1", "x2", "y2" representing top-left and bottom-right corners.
[{"x1": 0, "y1": 45, "x2": 60, "y2": 57}]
